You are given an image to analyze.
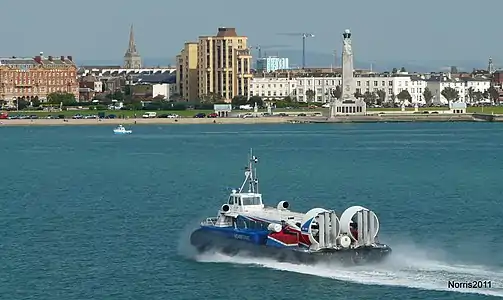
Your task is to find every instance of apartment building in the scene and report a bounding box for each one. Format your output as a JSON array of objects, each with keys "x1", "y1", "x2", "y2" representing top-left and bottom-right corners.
[
  {"x1": 0, "y1": 53, "x2": 78, "y2": 106},
  {"x1": 197, "y1": 27, "x2": 252, "y2": 101},
  {"x1": 176, "y1": 42, "x2": 199, "y2": 101},
  {"x1": 175, "y1": 27, "x2": 253, "y2": 102},
  {"x1": 256, "y1": 56, "x2": 289, "y2": 73}
]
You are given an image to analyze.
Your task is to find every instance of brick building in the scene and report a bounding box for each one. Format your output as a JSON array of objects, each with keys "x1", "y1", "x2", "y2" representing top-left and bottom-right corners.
[{"x1": 0, "y1": 53, "x2": 79, "y2": 106}]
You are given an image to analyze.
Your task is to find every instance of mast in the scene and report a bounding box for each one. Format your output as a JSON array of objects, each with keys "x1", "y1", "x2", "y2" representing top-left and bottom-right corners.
[{"x1": 238, "y1": 149, "x2": 259, "y2": 193}]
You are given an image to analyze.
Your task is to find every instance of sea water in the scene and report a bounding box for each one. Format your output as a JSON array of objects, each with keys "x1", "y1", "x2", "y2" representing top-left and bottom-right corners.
[{"x1": 0, "y1": 122, "x2": 502, "y2": 299}]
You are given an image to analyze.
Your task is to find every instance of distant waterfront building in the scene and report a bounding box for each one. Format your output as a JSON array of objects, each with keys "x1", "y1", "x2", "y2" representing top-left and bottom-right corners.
[
  {"x1": 175, "y1": 27, "x2": 252, "y2": 102},
  {"x1": 256, "y1": 57, "x2": 289, "y2": 73},
  {"x1": 78, "y1": 66, "x2": 175, "y2": 77},
  {"x1": 123, "y1": 24, "x2": 142, "y2": 69},
  {"x1": 152, "y1": 83, "x2": 176, "y2": 101},
  {"x1": 425, "y1": 74, "x2": 491, "y2": 104},
  {"x1": 249, "y1": 73, "x2": 424, "y2": 104},
  {"x1": 0, "y1": 53, "x2": 78, "y2": 106},
  {"x1": 249, "y1": 75, "x2": 296, "y2": 100},
  {"x1": 176, "y1": 42, "x2": 199, "y2": 101},
  {"x1": 197, "y1": 27, "x2": 252, "y2": 101}
]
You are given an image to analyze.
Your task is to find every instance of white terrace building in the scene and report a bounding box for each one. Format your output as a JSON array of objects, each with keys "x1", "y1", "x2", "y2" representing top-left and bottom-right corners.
[
  {"x1": 425, "y1": 75, "x2": 491, "y2": 104},
  {"x1": 249, "y1": 76, "x2": 296, "y2": 99},
  {"x1": 249, "y1": 73, "x2": 428, "y2": 104}
]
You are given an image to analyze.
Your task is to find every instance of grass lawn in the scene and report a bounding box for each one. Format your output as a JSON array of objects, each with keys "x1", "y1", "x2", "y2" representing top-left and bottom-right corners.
[
  {"x1": 5, "y1": 106, "x2": 503, "y2": 117},
  {"x1": 4, "y1": 109, "x2": 214, "y2": 118},
  {"x1": 367, "y1": 107, "x2": 448, "y2": 111},
  {"x1": 366, "y1": 106, "x2": 503, "y2": 114},
  {"x1": 466, "y1": 106, "x2": 503, "y2": 114}
]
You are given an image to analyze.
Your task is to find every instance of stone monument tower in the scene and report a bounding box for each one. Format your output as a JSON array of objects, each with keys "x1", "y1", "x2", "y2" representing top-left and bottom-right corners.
[
  {"x1": 329, "y1": 29, "x2": 366, "y2": 117},
  {"x1": 341, "y1": 29, "x2": 355, "y2": 100},
  {"x1": 123, "y1": 24, "x2": 142, "y2": 69}
]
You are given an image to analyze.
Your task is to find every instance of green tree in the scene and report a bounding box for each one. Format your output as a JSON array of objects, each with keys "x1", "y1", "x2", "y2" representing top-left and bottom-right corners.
[
  {"x1": 47, "y1": 92, "x2": 76, "y2": 105},
  {"x1": 422, "y1": 87, "x2": 434, "y2": 106},
  {"x1": 169, "y1": 93, "x2": 183, "y2": 102},
  {"x1": 376, "y1": 90, "x2": 386, "y2": 105},
  {"x1": 362, "y1": 91, "x2": 377, "y2": 104},
  {"x1": 473, "y1": 91, "x2": 484, "y2": 102},
  {"x1": 331, "y1": 86, "x2": 342, "y2": 99},
  {"x1": 124, "y1": 85, "x2": 132, "y2": 96},
  {"x1": 248, "y1": 96, "x2": 263, "y2": 107},
  {"x1": 487, "y1": 86, "x2": 500, "y2": 103},
  {"x1": 391, "y1": 67, "x2": 398, "y2": 74},
  {"x1": 467, "y1": 87, "x2": 474, "y2": 103},
  {"x1": 441, "y1": 87, "x2": 459, "y2": 104},
  {"x1": 200, "y1": 92, "x2": 222, "y2": 104},
  {"x1": 396, "y1": 90, "x2": 412, "y2": 102},
  {"x1": 232, "y1": 96, "x2": 247, "y2": 106},
  {"x1": 386, "y1": 92, "x2": 397, "y2": 107},
  {"x1": 283, "y1": 96, "x2": 294, "y2": 102},
  {"x1": 14, "y1": 99, "x2": 29, "y2": 110},
  {"x1": 400, "y1": 67, "x2": 406, "y2": 72},
  {"x1": 31, "y1": 97, "x2": 41, "y2": 107},
  {"x1": 305, "y1": 89, "x2": 315, "y2": 102},
  {"x1": 106, "y1": 90, "x2": 124, "y2": 101},
  {"x1": 482, "y1": 89, "x2": 489, "y2": 100}
]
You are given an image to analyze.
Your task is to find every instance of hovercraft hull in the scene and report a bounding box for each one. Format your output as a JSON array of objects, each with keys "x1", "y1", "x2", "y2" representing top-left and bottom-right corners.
[{"x1": 190, "y1": 228, "x2": 392, "y2": 265}]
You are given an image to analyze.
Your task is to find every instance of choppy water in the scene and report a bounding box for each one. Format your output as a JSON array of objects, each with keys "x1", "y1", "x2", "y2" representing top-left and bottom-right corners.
[{"x1": 1, "y1": 123, "x2": 502, "y2": 299}]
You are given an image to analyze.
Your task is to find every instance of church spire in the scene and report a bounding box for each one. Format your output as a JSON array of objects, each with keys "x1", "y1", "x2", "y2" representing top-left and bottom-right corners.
[
  {"x1": 127, "y1": 24, "x2": 138, "y2": 54},
  {"x1": 123, "y1": 23, "x2": 142, "y2": 68}
]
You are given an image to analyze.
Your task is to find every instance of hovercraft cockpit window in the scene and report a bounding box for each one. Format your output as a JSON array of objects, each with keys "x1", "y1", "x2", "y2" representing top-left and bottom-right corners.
[{"x1": 242, "y1": 196, "x2": 261, "y2": 205}]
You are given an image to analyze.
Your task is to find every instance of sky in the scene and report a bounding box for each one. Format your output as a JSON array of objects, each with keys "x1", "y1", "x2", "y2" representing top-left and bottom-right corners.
[{"x1": 0, "y1": 0, "x2": 501, "y2": 71}]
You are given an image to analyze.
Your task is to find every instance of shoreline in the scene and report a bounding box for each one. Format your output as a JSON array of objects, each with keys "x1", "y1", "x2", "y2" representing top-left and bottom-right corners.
[
  {"x1": 0, "y1": 117, "x2": 291, "y2": 126},
  {"x1": 0, "y1": 114, "x2": 499, "y2": 127}
]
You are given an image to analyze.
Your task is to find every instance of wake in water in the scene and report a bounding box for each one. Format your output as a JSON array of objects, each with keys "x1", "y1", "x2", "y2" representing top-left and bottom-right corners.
[{"x1": 191, "y1": 243, "x2": 503, "y2": 297}]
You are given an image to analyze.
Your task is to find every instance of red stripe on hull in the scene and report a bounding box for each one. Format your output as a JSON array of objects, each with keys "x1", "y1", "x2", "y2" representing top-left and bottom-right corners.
[{"x1": 269, "y1": 231, "x2": 298, "y2": 245}]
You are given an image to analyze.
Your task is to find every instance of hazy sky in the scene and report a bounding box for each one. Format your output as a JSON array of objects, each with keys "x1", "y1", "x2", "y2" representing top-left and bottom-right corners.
[{"x1": 0, "y1": 0, "x2": 501, "y2": 66}]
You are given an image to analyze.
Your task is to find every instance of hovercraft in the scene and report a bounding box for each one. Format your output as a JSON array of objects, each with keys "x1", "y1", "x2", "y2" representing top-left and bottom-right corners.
[{"x1": 190, "y1": 149, "x2": 391, "y2": 265}]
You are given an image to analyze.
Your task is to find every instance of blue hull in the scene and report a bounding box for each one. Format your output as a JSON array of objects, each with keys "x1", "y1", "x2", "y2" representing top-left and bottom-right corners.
[{"x1": 190, "y1": 227, "x2": 392, "y2": 265}]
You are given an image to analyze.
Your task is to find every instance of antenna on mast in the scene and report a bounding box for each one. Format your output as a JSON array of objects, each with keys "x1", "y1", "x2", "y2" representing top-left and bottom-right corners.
[{"x1": 239, "y1": 148, "x2": 259, "y2": 193}]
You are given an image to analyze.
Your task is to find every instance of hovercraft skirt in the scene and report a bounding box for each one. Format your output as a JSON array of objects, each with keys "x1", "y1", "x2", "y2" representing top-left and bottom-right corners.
[{"x1": 190, "y1": 228, "x2": 391, "y2": 265}]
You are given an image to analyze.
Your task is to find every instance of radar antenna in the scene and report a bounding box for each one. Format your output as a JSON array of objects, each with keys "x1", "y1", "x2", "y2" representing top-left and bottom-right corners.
[{"x1": 238, "y1": 148, "x2": 259, "y2": 193}]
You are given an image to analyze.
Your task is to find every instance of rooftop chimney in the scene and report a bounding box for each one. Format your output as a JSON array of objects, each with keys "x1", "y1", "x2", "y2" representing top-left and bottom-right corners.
[
  {"x1": 48, "y1": 55, "x2": 53, "y2": 61},
  {"x1": 67, "y1": 56, "x2": 73, "y2": 61},
  {"x1": 61, "y1": 56, "x2": 65, "y2": 61},
  {"x1": 34, "y1": 56, "x2": 42, "y2": 63}
]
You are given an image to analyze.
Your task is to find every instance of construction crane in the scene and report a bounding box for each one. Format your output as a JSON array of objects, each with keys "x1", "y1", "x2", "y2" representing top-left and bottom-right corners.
[
  {"x1": 277, "y1": 33, "x2": 315, "y2": 69},
  {"x1": 249, "y1": 44, "x2": 289, "y2": 58}
]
